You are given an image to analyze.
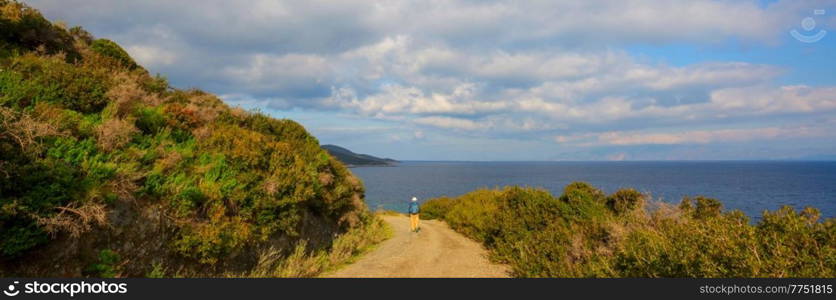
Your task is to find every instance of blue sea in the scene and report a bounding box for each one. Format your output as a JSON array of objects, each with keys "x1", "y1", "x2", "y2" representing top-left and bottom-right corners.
[{"x1": 351, "y1": 161, "x2": 836, "y2": 219}]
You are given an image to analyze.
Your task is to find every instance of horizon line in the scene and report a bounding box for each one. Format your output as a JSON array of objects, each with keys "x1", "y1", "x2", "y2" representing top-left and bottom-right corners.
[{"x1": 385, "y1": 159, "x2": 836, "y2": 163}]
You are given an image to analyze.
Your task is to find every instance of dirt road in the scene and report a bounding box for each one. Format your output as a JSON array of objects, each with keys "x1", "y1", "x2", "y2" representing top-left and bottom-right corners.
[{"x1": 326, "y1": 215, "x2": 509, "y2": 278}]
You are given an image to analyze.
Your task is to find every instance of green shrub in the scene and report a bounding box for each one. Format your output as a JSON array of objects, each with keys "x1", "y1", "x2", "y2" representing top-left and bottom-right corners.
[
  {"x1": 90, "y1": 39, "x2": 138, "y2": 70},
  {"x1": 84, "y1": 249, "x2": 122, "y2": 277},
  {"x1": 135, "y1": 106, "x2": 166, "y2": 134},
  {"x1": 0, "y1": 0, "x2": 79, "y2": 60},
  {"x1": 141, "y1": 74, "x2": 169, "y2": 95},
  {"x1": 606, "y1": 188, "x2": 644, "y2": 215},
  {"x1": 146, "y1": 262, "x2": 167, "y2": 278},
  {"x1": 0, "y1": 156, "x2": 82, "y2": 257},
  {"x1": 420, "y1": 196, "x2": 454, "y2": 220},
  {"x1": 680, "y1": 196, "x2": 723, "y2": 219},
  {"x1": 0, "y1": 53, "x2": 111, "y2": 112},
  {"x1": 0, "y1": 224, "x2": 48, "y2": 257},
  {"x1": 424, "y1": 182, "x2": 836, "y2": 278},
  {"x1": 559, "y1": 181, "x2": 605, "y2": 204},
  {"x1": 442, "y1": 188, "x2": 504, "y2": 243}
]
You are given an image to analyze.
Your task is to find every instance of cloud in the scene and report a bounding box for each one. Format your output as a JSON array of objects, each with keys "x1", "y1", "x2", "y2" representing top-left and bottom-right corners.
[
  {"x1": 709, "y1": 85, "x2": 836, "y2": 114},
  {"x1": 414, "y1": 116, "x2": 483, "y2": 131},
  {"x1": 25, "y1": 0, "x2": 836, "y2": 160},
  {"x1": 221, "y1": 53, "x2": 333, "y2": 98},
  {"x1": 555, "y1": 123, "x2": 832, "y2": 147},
  {"x1": 310, "y1": 37, "x2": 797, "y2": 127},
  {"x1": 125, "y1": 45, "x2": 177, "y2": 67},
  {"x1": 329, "y1": 83, "x2": 510, "y2": 117},
  {"x1": 598, "y1": 126, "x2": 823, "y2": 145}
]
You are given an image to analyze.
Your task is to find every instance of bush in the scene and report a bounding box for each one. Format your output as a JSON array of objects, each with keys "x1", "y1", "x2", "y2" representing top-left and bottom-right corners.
[
  {"x1": 442, "y1": 189, "x2": 504, "y2": 243},
  {"x1": 606, "y1": 188, "x2": 644, "y2": 215},
  {"x1": 419, "y1": 196, "x2": 454, "y2": 220},
  {"x1": 135, "y1": 106, "x2": 166, "y2": 134},
  {"x1": 95, "y1": 118, "x2": 138, "y2": 151},
  {"x1": 90, "y1": 39, "x2": 138, "y2": 70},
  {"x1": 559, "y1": 181, "x2": 605, "y2": 204},
  {"x1": 0, "y1": 0, "x2": 79, "y2": 60},
  {"x1": 680, "y1": 196, "x2": 723, "y2": 219},
  {"x1": 0, "y1": 53, "x2": 111, "y2": 112},
  {"x1": 83, "y1": 249, "x2": 122, "y2": 277},
  {"x1": 0, "y1": 157, "x2": 82, "y2": 257},
  {"x1": 422, "y1": 182, "x2": 836, "y2": 277}
]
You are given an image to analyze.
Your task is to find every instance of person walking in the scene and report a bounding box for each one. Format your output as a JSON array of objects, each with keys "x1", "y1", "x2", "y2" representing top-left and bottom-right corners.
[{"x1": 408, "y1": 197, "x2": 420, "y2": 232}]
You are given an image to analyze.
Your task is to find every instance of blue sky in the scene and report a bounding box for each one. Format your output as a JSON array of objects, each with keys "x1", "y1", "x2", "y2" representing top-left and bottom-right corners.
[{"x1": 29, "y1": 0, "x2": 836, "y2": 160}]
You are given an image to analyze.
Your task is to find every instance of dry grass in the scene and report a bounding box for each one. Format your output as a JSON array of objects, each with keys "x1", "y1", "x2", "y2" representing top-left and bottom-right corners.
[
  {"x1": 233, "y1": 215, "x2": 391, "y2": 278},
  {"x1": 96, "y1": 118, "x2": 138, "y2": 151},
  {"x1": 318, "y1": 172, "x2": 334, "y2": 186},
  {"x1": 106, "y1": 73, "x2": 162, "y2": 117},
  {"x1": 191, "y1": 125, "x2": 213, "y2": 140},
  {"x1": 155, "y1": 147, "x2": 182, "y2": 172},
  {"x1": 107, "y1": 171, "x2": 141, "y2": 202},
  {"x1": 0, "y1": 106, "x2": 63, "y2": 154},
  {"x1": 229, "y1": 107, "x2": 250, "y2": 120},
  {"x1": 35, "y1": 202, "x2": 108, "y2": 238},
  {"x1": 0, "y1": 1, "x2": 26, "y2": 21},
  {"x1": 263, "y1": 177, "x2": 279, "y2": 196},
  {"x1": 185, "y1": 101, "x2": 219, "y2": 124}
]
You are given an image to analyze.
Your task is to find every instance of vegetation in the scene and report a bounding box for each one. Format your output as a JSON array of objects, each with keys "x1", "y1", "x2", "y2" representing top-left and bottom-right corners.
[
  {"x1": 421, "y1": 183, "x2": 836, "y2": 277},
  {"x1": 0, "y1": 0, "x2": 383, "y2": 277},
  {"x1": 89, "y1": 39, "x2": 138, "y2": 70},
  {"x1": 240, "y1": 214, "x2": 391, "y2": 278},
  {"x1": 84, "y1": 249, "x2": 122, "y2": 277}
]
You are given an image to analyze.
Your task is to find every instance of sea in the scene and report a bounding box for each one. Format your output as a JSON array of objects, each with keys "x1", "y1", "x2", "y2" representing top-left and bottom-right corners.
[{"x1": 350, "y1": 161, "x2": 836, "y2": 219}]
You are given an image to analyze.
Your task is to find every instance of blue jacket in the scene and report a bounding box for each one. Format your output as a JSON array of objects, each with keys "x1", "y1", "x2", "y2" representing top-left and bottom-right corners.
[{"x1": 408, "y1": 202, "x2": 420, "y2": 214}]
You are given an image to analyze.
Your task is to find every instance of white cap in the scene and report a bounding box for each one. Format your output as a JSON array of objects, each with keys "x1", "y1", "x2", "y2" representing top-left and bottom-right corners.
[{"x1": 411, "y1": 197, "x2": 417, "y2": 201}]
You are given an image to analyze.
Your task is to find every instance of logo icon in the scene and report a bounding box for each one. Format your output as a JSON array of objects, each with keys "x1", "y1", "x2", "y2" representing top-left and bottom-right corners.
[
  {"x1": 791, "y1": 9, "x2": 827, "y2": 43},
  {"x1": 3, "y1": 281, "x2": 19, "y2": 297}
]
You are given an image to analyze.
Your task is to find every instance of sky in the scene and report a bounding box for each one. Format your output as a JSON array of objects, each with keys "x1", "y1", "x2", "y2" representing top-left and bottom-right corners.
[{"x1": 28, "y1": 0, "x2": 836, "y2": 161}]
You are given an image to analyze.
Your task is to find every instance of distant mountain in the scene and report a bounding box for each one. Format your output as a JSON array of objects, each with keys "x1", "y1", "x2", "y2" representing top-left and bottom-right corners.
[{"x1": 321, "y1": 145, "x2": 398, "y2": 166}]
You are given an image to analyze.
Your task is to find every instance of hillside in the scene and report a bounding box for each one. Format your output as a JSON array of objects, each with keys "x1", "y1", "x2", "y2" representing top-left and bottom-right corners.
[
  {"x1": 321, "y1": 144, "x2": 397, "y2": 166},
  {"x1": 0, "y1": 0, "x2": 386, "y2": 277}
]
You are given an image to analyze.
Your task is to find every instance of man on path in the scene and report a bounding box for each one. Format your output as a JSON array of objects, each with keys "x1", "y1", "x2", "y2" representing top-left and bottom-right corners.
[{"x1": 408, "y1": 197, "x2": 420, "y2": 232}]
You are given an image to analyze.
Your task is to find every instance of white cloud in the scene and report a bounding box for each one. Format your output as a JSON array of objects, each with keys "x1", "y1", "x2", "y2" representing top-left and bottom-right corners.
[
  {"x1": 222, "y1": 53, "x2": 332, "y2": 95},
  {"x1": 125, "y1": 45, "x2": 176, "y2": 67},
  {"x1": 330, "y1": 83, "x2": 509, "y2": 116},
  {"x1": 314, "y1": 37, "x2": 796, "y2": 125},
  {"x1": 708, "y1": 85, "x2": 836, "y2": 114},
  {"x1": 557, "y1": 125, "x2": 831, "y2": 146},
  {"x1": 414, "y1": 116, "x2": 483, "y2": 131},
  {"x1": 380, "y1": 0, "x2": 805, "y2": 46},
  {"x1": 25, "y1": 0, "x2": 836, "y2": 159}
]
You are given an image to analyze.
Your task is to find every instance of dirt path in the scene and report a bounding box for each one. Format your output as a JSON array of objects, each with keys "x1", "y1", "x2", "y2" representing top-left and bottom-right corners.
[{"x1": 326, "y1": 215, "x2": 509, "y2": 278}]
